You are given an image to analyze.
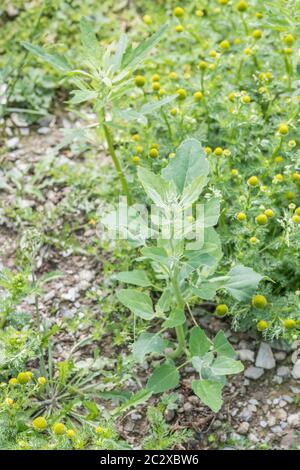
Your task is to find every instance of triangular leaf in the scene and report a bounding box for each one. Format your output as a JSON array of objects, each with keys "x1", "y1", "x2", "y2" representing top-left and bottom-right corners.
[
  {"x1": 189, "y1": 326, "x2": 211, "y2": 358},
  {"x1": 192, "y1": 379, "x2": 224, "y2": 412},
  {"x1": 117, "y1": 289, "x2": 154, "y2": 320},
  {"x1": 147, "y1": 363, "x2": 179, "y2": 394}
]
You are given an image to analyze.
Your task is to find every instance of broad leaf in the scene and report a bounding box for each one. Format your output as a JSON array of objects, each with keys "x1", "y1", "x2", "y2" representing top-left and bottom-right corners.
[
  {"x1": 213, "y1": 331, "x2": 236, "y2": 359},
  {"x1": 162, "y1": 308, "x2": 185, "y2": 328},
  {"x1": 147, "y1": 363, "x2": 179, "y2": 393},
  {"x1": 141, "y1": 246, "x2": 170, "y2": 268},
  {"x1": 116, "y1": 270, "x2": 151, "y2": 287},
  {"x1": 69, "y1": 90, "x2": 98, "y2": 104},
  {"x1": 162, "y1": 139, "x2": 209, "y2": 194},
  {"x1": 192, "y1": 379, "x2": 224, "y2": 412},
  {"x1": 117, "y1": 289, "x2": 154, "y2": 320},
  {"x1": 211, "y1": 356, "x2": 244, "y2": 376},
  {"x1": 223, "y1": 265, "x2": 263, "y2": 301},
  {"x1": 156, "y1": 288, "x2": 172, "y2": 314},
  {"x1": 137, "y1": 167, "x2": 176, "y2": 207},
  {"x1": 132, "y1": 333, "x2": 166, "y2": 363},
  {"x1": 189, "y1": 326, "x2": 211, "y2": 358}
]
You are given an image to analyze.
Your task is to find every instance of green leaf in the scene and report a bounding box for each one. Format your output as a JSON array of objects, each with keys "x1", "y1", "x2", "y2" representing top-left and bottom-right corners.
[
  {"x1": 192, "y1": 379, "x2": 224, "y2": 412},
  {"x1": 137, "y1": 167, "x2": 176, "y2": 207},
  {"x1": 116, "y1": 270, "x2": 151, "y2": 287},
  {"x1": 141, "y1": 247, "x2": 170, "y2": 267},
  {"x1": 113, "y1": 389, "x2": 152, "y2": 416},
  {"x1": 189, "y1": 327, "x2": 211, "y2": 358},
  {"x1": 156, "y1": 288, "x2": 172, "y2": 314},
  {"x1": 211, "y1": 356, "x2": 244, "y2": 376},
  {"x1": 132, "y1": 333, "x2": 166, "y2": 363},
  {"x1": 122, "y1": 23, "x2": 168, "y2": 69},
  {"x1": 162, "y1": 139, "x2": 209, "y2": 194},
  {"x1": 80, "y1": 17, "x2": 100, "y2": 54},
  {"x1": 22, "y1": 42, "x2": 70, "y2": 72},
  {"x1": 213, "y1": 331, "x2": 236, "y2": 359},
  {"x1": 185, "y1": 227, "x2": 223, "y2": 268},
  {"x1": 147, "y1": 363, "x2": 180, "y2": 394},
  {"x1": 223, "y1": 265, "x2": 263, "y2": 301},
  {"x1": 162, "y1": 308, "x2": 186, "y2": 328},
  {"x1": 180, "y1": 175, "x2": 208, "y2": 207},
  {"x1": 140, "y1": 95, "x2": 177, "y2": 115},
  {"x1": 117, "y1": 289, "x2": 154, "y2": 320},
  {"x1": 69, "y1": 90, "x2": 98, "y2": 104}
]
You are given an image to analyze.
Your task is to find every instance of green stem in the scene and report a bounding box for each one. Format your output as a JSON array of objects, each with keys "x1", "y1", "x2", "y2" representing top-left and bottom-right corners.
[
  {"x1": 168, "y1": 272, "x2": 186, "y2": 359},
  {"x1": 102, "y1": 121, "x2": 132, "y2": 206}
]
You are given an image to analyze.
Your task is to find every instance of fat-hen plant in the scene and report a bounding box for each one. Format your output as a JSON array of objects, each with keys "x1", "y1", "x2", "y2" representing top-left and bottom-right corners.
[
  {"x1": 22, "y1": 18, "x2": 173, "y2": 205},
  {"x1": 104, "y1": 139, "x2": 263, "y2": 412}
]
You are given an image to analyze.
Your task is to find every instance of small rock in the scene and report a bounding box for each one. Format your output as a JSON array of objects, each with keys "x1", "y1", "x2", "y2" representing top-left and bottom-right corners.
[
  {"x1": 271, "y1": 426, "x2": 283, "y2": 435},
  {"x1": 274, "y1": 351, "x2": 287, "y2": 361},
  {"x1": 282, "y1": 395, "x2": 293, "y2": 404},
  {"x1": 6, "y1": 137, "x2": 20, "y2": 149},
  {"x1": 260, "y1": 420, "x2": 268, "y2": 428},
  {"x1": 237, "y1": 422, "x2": 250, "y2": 435},
  {"x1": 287, "y1": 412, "x2": 300, "y2": 428},
  {"x1": 290, "y1": 386, "x2": 300, "y2": 394},
  {"x1": 277, "y1": 366, "x2": 290, "y2": 379},
  {"x1": 249, "y1": 398, "x2": 258, "y2": 406},
  {"x1": 62, "y1": 288, "x2": 78, "y2": 302},
  {"x1": 292, "y1": 361, "x2": 300, "y2": 379},
  {"x1": 164, "y1": 409, "x2": 175, "y2": 422},
  {"x1": 183, "y1": 402, "x2": 193, "y2": 412},
  {"x1": 37, "y1": 127, "x2": 50, "y2": 135},
  {"x1": 237, "y1": 349, "x2": 255, "y2": 362},
  {"x1": 281, "y1": 430, "x2": 298, "y2": 449},
  {"x1": 244, "y1": 366, "x2": 264, "y2": 380},
  {"x1": 255, "y1": 342, "x2": 276, "y2": 369},
  {"x1": 268, "y1": 416, "x2": 276, "y2": 427},
  {"x1": 275, "y1": 409, "x2": 287, "y2": 421},
  {"x1": 131, "y1": 412, "x2": 142, "y2": 421},
  {"x1": 273, "y1": 376, "x2": 283, "y2": 385}
]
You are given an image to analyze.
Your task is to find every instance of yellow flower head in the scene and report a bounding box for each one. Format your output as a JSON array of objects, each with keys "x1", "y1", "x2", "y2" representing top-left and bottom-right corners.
[
  {"x1": 143, "y1": 15, "x2": 152, "y2": 25},
  {"x1": 152, "y1": 82, "x2": 160, "y2": 91},
  {"x1": 237, "y1": 1, "x2": 248, "y2": 12},
  {"x1": 278, "y1": 123, "x2": 289, "y2": 135},
  {"x1": 257, "y1": 320, "x2": 268, "y2": 331},
  {"x1": 252, "y1": 29, "x2": 262, "y2": 40},
  {"x1": 284, "y1": 318, "x2": 296, "y2": 329},
  {"x1": 176, "y1": 88, "x2": 187, "y2": 99},
  {"x1": 135, "y1": 75, "x2": 145, "y2": 87},
  {"x1": 215, "y1": 304, "x2": 229, "y2": 317},
  {"x1": 174, "y1": 7, "x2": 184, "y2": 17},
  {"x1": 264, "y1": 209, "x2": 274, "y2": 218},
  {"x1": 252, "y1": 295, "x2": 268, "y2": 309},
  {"x1": 38, "y1": 377, "x2": 47, "y2": 386},
  {"x1": 220, "y1": 40, "x2": 230, "y2": 50},
  {"x1": 32, "y1": 417, "x2": 47, "y2": 431},
  {"x1": 132, "y1": 156, "x2": 140, "y2": 165},
  {"x1": 17, "y1": 372, "x2": 31, "y2": 385},
  {"x1": 247, "y1": 175, "x2": 259, "y2": 187},
  {"x1": 52, "y1": 422, "x2": 66, "y2": 436},
  {"x1": 194, "y1": 91, "x2": 203, "y2": 101},
  {"x1": 256, "y1": 214, "x2": 268, "y2": 225},
  {"x1": 237, "y1": 212, "x2": 246, "y2": 221},
  {"x1": 152, "y1": 74, "x2": 160, "y2": 82}
]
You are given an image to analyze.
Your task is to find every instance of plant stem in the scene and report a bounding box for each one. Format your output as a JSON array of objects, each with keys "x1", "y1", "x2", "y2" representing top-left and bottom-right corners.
[
  {"x1": 102, "y1": 121, "x2": 132, "y2": 206},
  {"x1": 169, "y1": 271, "x2": 186, "y2": 359}
]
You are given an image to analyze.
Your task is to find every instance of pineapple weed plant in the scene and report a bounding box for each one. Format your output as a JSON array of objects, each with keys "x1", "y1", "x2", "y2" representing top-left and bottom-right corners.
[{"x1": 0, "y1": 0, "x2": 300, "y2": 450}]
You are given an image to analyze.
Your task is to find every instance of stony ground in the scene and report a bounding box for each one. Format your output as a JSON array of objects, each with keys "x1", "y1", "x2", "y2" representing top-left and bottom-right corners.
[{"x1": 1, "y1": 115, "x2": 300, "y2": 450}]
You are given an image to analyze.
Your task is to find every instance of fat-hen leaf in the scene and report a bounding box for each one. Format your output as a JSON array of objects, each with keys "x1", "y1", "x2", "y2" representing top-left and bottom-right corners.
[
  {"x1": 116, "y1": 270, "x2": 151, "y2": 287},
  {"x1": 147, "y1": 363, "x2": 179, "y2": 393},
  {"x1": 223, "y1": 265, "x2": 263, "y2": 301},
  {"x1": 117, "y1": 289, "x2": 154, "y2": 320},
  {"x1": 132, "y1": 333, "x2": 166, "y2": 363},
  {"x1": 192, "y1": 379, "x2": 224, "y2": 412},
  {"x1": 162, "y1": 139, "x2": 209, "y2": 194},
  {"x1": 189, "y1": 327, "x2": 211, "y2": 357}
]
